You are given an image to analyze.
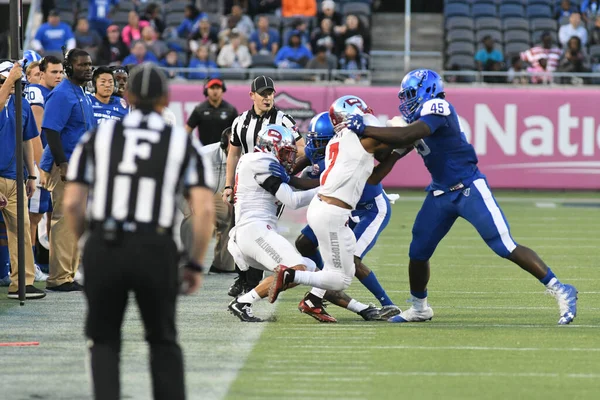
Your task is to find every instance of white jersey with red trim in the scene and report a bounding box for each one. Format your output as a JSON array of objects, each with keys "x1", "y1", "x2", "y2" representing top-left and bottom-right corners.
[{"x1": 318, "y1": 114, "x2": 383, "y2": 209}]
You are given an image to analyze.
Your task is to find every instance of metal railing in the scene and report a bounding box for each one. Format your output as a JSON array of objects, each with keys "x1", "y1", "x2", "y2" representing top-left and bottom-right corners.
[{"x1": 440, "y1": 70, "x2": 600, "y2": 85}]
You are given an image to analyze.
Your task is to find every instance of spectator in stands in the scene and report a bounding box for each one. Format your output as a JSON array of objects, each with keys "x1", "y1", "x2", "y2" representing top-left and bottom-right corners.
[
  {"x1": 74, "y1": 18, "x2": 103, "y2": 62},
  {"x1": 275, "y1": 30, "x2": 312, "y2": 69},
  {"x1": 338, "y1": 43, "x2": 368, "y2": 82},
  {"x1": 178, "y1": 5, "x2": 205, "y2": 39},
  {"x1": 507, "y1": 56, "x2": 528, "y2": 84},
  {"x1": 581, "y1": 0, "x2": 600, "y2": 23},
  {"x1": 559, "y1": 12, "x2": 588, "y2": 47},
  {"x1": 250, "y1": 0, "x2": 282, "y2": 16},
  {"x1": 249, "y1": 15, "x2": 280, "y2": 56},
  {"x1": 282, "y1": 0, "x2": 317, "y2": 18},
  {"x1": 189, "y1": 45, "x2": 221, "y2": 80},
  {"x1": 521, "y1": 32, "x2": 563, "y2": 72},
  {"x1": 142, "y1": 3, "x2": 166, "y2": 35},
  {"x1": 528, "y1": 56, "x2": 552, "y2": 84},
  {"x1": 555, "y1": 0, "x2": 579, "y2": 21},
  {"x1": 31, "y1": 10, "x2": 76, "y2": 55},
  {"x1": 121, "y1": 11, "x2": 150, "y2": 48},
  {"x1": 317, "y1": 0, "x2": 343, "y2": 26},
  {"x1": 141, "y1": 26, "x2": 169, "y2": 60},
  {"x1": 475, "y1": 35, "x2": 504, "y2": 72},
  {"x1": 311, "y1": 18, "x2": 336, "y2": 55},
  {"x1": 306, "y1": 45, "x2": 336, "y2": 80},
  {"x1": 591, "y1": 15, "x2": 600, "y2": 44},
  {"x1": 284, "y1": 19, "x2": 311, "y2": 49},
  {"x1": 88, "y1": 0, "x2": 119, "y2": 37},
  {"x1": 217, "y1": 30, "x2": 252, "y2": 68},
  {"x1": 557, "y1": 36, "x2": 591, "y2": 82},
  {"x1": 97, "y1": 25, "x2": 130, "y2": 66},
  {"x1": 161, "y1": 49, "x2": 186, "y2": 79},
  {"x1": 334, "y1": 14, "x2": 371, "y2": 55},
  {"x1": 122, "y1": 41, "x2": 159, "y2": 65},
  {"x1": 189, "y1": 17, "x2": 219, "y2": 58},
  {"x1": 229, "y1": 5, "x2": 255, "y2": 39}
]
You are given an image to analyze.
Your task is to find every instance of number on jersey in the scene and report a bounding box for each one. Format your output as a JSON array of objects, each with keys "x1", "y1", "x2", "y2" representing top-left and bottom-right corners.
[
  {"x1": 320, "y1": 142, "x2": 339, "y2": 185},
  {"x1": 414, "y1": 139, "x2": 431, "y2": 156},
  {"x1": 421, "y1": 99, "x2": 451, "y2": 117}
]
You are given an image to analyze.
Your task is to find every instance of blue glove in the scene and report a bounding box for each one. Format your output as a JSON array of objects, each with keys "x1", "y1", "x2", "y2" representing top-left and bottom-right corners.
[
  {"x1": 268, "y1": 162, "x2": 290, "y2": 183},
  {"x1": 346, "y1": 114, "x2": 366, "y2": 136}
]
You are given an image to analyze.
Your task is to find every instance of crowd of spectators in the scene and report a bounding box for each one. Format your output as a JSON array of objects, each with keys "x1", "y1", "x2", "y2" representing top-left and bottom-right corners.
[{"x1": 30, "y1": 0, "x2": 374, "y2": 82}]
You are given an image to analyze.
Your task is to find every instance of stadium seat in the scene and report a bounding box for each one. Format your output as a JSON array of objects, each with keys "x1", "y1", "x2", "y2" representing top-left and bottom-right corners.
[
  {"x1": 446, "y1": 54, "x2": 477, "y2": 69},
  {"x1": 165, "y1": 12, "x2": 186, "y2": 28},
  {"x1": 444, "y1": 3, "x2": 471, "y2": 18},
  {"x1": 504, "y1": 30, "x2": 531, "y2": 44},
  {"x1": 446, "y1": 41, "x2": 476, "y2": 56},
  {"x1": 446, "y1": 16, "x2": 475, "y2": 30},
  {"x1": 251, "y1": 54, "x2": 276, "y2": 68},
  {"x1": 528, "y1": 0, "x2": 554, "y2": 5},
  {"x1": 111, "y1": 11, "x2": 130, "y2": 27},
  {"x1": 205, "y1": 13, "x2": 223, "y2": 30},
  {"x1": 254, "y1": 14, "x2": 282, "y2": 31},
  {"x1": 503, "y1": 0, "x2": 527, "y2": 5},
  {"x1": 167, "y1": 38, "x2": 188, "y2": 53},
  {"x1": 472, "y1": 4, "x2": 497, "y2": 19},
  {"x1": 477, "y1": 42, "x2": 505, "y2": 56},
  {"x1": 116, "y1": 2, "x2": 135, "y2": 12},
  {"x1": 446, "y1": 28, "x2": 476, "y2": 43},
  {"x1": 558, "y1": 15, "x2": 571, "y2": 26},
  {"x1": 505, "y1": 41, "x2": 530, "y2": 57},
  {"x1": 164, "y1": 1, "x2": 189, "y2": 14},
  {"x1": 475, "y1": 17, "x2": 502, "y2": 31},
  {"x1": 503, "y1": 17, "x2": 530, "y2": 32},
  {"x1": 59, "y1": 11, "x2": 74, "y2": 27},
  {"x1": 526, "y1": 5, "x2": 553, "y2": 19},
  {"x1": 476, "y1": 29, "x2": 503, "y2": 43},
  {"x1": 589, "y1": 44, "x2": 600, "y2": 58},
  {"x1": 531, "y1": 18, "x2": 558, "y2": 32},
  {"x1": 444, "y1": 0, "x2": 473, "y2": 5},
  {"x1": 499, "y1": 4, "x2": 525, "y2": 19},
  {"x1": 342, "y1": 2, "x2": 372, "y2": 17},
  {"x1": 531, "y1": 30, "x2": 558, "y2": 44}
]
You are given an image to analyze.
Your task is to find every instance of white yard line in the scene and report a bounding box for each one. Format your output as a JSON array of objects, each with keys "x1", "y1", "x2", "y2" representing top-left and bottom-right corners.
[
  {"x1": 285, "y1": 344, "x2": 600, "y2": 352},
  {"x1": 264, "y1": 370, "x2": 600, "y2": 379}
]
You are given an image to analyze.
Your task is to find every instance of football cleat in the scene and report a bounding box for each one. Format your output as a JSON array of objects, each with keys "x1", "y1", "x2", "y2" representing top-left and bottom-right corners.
[
  {"x1": 547, "y1": 283, "x2": 578, "y2": 325},
  {"x1": 228, "y1": 299, "x2": 264, "y2": 322},
  {"x1": 268, "y1": 265, "x2": 294, "y2": 303},
  {"x1": 298, "y1": 296, "x2": 337, "y2": 323},
  {"x1": 388, "y1": 306, "x2": 434, "y2": 323},
  {"x1": 228, "y1": 277, "x2": 247, "y2": 297},
  {"x1": 358, "y1": 304, "x2": 385, "y2": 321},
  {"x1": 379, "y1": 304, "x2": 402, "y2": 319}
]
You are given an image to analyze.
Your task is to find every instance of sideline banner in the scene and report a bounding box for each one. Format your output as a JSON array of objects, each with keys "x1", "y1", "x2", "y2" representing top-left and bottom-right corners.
[{"x1": 169, "y1": 84, "x2": 600, "y2": 190}]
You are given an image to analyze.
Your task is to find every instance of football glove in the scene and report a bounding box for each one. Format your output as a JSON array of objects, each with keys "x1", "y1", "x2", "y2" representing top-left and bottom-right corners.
[
  {"x1": 268, "y1": 162, "x2": 290, "y2": 183},
  {"x1": 346, "y1": 114, "x2": 366, "y2": 136}
]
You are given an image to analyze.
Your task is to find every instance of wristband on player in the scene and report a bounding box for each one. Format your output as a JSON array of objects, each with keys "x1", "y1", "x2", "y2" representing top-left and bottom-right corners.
[
  {"x1": 26, "y1": 176, "x2": 37, "y2": 180},
  {"x1": 185, "y1": 260, "x2": 205, "y2": 273},
  {"x1": 223, "y1": 186, "x2": 233, "y2": 191}
]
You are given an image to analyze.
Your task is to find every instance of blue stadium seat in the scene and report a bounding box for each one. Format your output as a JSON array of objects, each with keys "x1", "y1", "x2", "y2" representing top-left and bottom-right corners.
[
  {"x1": 526, "y1": 5, "x2": 553, "y2": 19},
  {"x1": 446, "y1": 16, "x2": 475, "y2": 30},
  {"x1": 505, "y1": 41, "x2": 530, "y2": 57},
  {"x1": 531, "y1": 18, "x2": 558, "y2": 32},
  {"x1": 472, "y1": 4, "x2": 497, "y2": 19},
  {"x1": 475, "y1": 17, "x2": 502, "y2": 31},
  {"x1": 446, "y1": 28, "x2": 476, "y2": 43},
  {"x1": 165, "y1": 12, "x2": 186, "y2": 28},
  {"x1": 446, "y1": 54, "x2": 477, "y2": 69},
  {"x1": 476, "y1": 29, "x2": 503, "y2": 44},
  {"x1": 445, "y1": 3, "x2": 471, "y2": 18},
  {"x1": 503, "y1": 17, "x2": 530, "y2": 32},
  {"x1": 446, "y1": 41, "x2": 476, "y2": 56},
  {"x1": 499, "y1": 4, "x2": 525, "y2": 19},
  {"x1": 504, "y1": 29, "x2": 531, "y2": 44}
]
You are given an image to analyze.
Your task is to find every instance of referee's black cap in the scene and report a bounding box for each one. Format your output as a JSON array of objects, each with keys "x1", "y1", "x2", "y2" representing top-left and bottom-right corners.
[
  {"x1": 128, "y1": 62, "x2": 168, "y2": 99},
  {"x1": 251, "y1": 75, "x2": 275, "y2": 95}
]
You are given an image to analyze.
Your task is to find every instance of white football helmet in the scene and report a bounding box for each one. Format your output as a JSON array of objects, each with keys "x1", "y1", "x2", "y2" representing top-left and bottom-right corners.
[
  {"x1": 328, "y1": 95, "x2": 373, "y2": 127},
  {"x1": 255, "y1": 124, "x2": 297, "y2": 172}
]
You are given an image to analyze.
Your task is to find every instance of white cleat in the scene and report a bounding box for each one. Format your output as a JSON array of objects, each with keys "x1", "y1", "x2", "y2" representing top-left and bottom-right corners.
[
  {"x1": 388, "y1": 306, "x2": 434, "y2": 323},
  {"x1": 34, "y1": 264, "x2": 48, "y2": 282}
]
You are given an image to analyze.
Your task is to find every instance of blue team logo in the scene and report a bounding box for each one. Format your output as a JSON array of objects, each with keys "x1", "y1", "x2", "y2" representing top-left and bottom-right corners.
[
  {"x1": 463, "y1": 188, "x2": 471, "y2": 197},
  {"x1": 414, "y1": 70, "x2": 429, "y2": 80}
]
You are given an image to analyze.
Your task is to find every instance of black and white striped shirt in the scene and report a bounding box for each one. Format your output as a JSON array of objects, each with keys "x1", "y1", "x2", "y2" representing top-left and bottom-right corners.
[
  {"x1": 230, "y1": 107, "x2": 298, "y2": 154},
  {"x1": 67, "y1": 110, "x2": 212, "y2": 229}
]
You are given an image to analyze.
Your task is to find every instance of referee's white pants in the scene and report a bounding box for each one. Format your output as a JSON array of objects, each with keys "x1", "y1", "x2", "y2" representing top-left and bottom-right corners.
[
  {"x1": 228, "y1": 221, "x2": 315, "y2": 273},
  {"x1": 294, "y1": 196, "x2": 355, "y2": 291}
]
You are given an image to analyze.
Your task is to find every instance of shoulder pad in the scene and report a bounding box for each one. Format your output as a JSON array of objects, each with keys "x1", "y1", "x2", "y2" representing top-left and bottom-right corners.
[
  {"x1": 420, "y1": 99, "x2": 451, "y2": 117},
  {"x1": 26, "y1": 86, "x2": 45, "y2": 106},
  {"x1": 363, "y1": 113, "x2": 384, "y2": 127}
]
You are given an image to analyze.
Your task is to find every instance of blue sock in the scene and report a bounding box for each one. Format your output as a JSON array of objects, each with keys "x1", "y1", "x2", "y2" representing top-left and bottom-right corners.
[
  {"x1": 360, "y1": 271, "x2": 394, "y2": 306},
  {"x1": 411, "y1": 290, "x2": 428, "y2": 299},
  {"x1": 308, "y1": 250, "x2": 324, "y2": 270},
  {"x1": 0, "y1": 245, "x2": 9, "y2": 279},
  {"x1": 539, "y1": 268, "x2": 558, "y2": 287}
]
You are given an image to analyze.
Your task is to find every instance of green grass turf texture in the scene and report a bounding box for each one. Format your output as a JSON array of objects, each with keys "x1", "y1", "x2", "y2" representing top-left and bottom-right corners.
[
  {"x1": 227, "y1": 191, "x2": 600, "y2": 400},
  {"x1": 0, "y1": 191, "x2": 598, "y2": 399}
]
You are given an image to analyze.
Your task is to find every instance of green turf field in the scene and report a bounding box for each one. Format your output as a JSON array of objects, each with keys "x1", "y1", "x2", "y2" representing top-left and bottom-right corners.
[{"x1": 1, "y1": 191, "x2": 599, "y2": 399}]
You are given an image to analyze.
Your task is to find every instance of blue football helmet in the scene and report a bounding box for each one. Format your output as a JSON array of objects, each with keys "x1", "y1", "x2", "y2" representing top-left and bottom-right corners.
[
  {"x1": 23, "y1": 50, "x2": 42, "y2": 65},
  {"x1": 305, "y1": 112, "x2": 334, "y2": 164},
  {"x1": 398, "y1": 69, "x2": 445, "y2": 123}
]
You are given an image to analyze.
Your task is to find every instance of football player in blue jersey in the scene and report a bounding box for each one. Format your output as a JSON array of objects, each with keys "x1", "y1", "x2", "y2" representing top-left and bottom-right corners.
[
  {"x1": 24, "y1": 55, "x2": 64, "y2": 279},
  {"x1": 344, "y1": 69, "x2": 578, "y2": 325},
  {"x1": 88, "y1": 66, "x2": 129, "y2": 124},
  {"x1": 273, "y1": 111, "x2": 407, "y2": 322}
]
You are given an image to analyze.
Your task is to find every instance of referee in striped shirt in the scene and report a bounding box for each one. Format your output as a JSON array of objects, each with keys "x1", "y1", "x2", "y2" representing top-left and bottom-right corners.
[
  {"x1": 63, "y1": 63, "x2": 215, "y2": 400},
  {"x1": 222, "y1": 75, "x2": 303, "y2": 297}
]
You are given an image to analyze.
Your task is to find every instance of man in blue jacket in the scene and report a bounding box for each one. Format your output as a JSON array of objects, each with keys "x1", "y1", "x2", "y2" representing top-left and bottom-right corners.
[{"x1": 31, "y1": 10, "x2": 76, "y2": 54}]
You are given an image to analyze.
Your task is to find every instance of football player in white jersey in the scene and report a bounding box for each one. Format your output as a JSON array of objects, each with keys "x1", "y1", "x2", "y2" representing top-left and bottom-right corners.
[
  {"x1": 268, "y1": 96, "x2": 402, "y2": 303},
  {"x1": 227, "y1": 124, "x2": 320, "y2": 322}
]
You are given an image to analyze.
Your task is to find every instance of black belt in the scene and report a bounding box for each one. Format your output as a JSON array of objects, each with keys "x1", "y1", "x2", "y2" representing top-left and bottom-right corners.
[{"x1": 89, "y1": 220, "x2": 173, "y2": 237}]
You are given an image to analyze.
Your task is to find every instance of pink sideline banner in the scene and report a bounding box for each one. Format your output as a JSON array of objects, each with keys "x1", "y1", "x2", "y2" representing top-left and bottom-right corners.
[{"x1": 169, "y1": 84, "x2": 600, "y2": 190}]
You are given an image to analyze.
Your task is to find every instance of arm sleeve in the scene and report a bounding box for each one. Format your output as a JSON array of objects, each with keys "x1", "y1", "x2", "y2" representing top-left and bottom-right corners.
[
  {"x1": 281, "y1": 113, "x2": 300, "y2": 140},
  {"x1": 66, "y1": 131, "x2": 95, "y2": 184},
  {"x1": 45, "y1": 128, "x2": 68, "y2": 165},
  {"x1": 274, "y1": 184, "x2": 319, "y2": 210},
  {"x1": 230, "y1": 116, "x2": 242, "y2": 146}
]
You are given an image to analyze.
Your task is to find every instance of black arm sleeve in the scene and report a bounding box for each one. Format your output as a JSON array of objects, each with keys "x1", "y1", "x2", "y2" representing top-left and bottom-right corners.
[
  {"x1": 259, "y1": 176, "x2": 283, "y2": 196},
  {"x1": 44, "y1": 128, "x2": 68, "y2": 165}
]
